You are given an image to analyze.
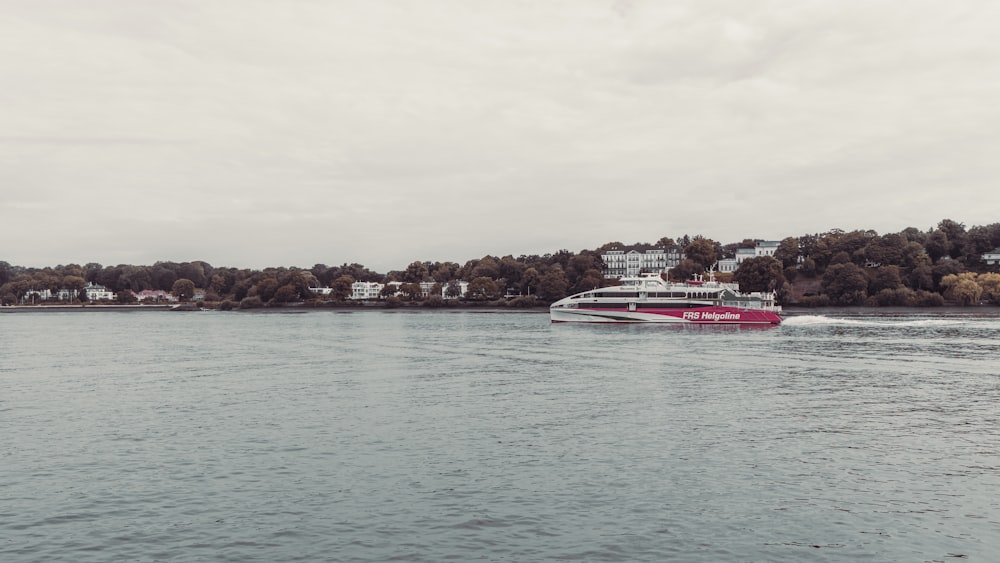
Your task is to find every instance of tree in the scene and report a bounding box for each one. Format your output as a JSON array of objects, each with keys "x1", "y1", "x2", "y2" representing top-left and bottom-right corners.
[
  {"x1": 171, "y1": 278, "x2": 196, "y2": 302},
  {"x1": 654, "y1": 237, "x2": 676, "y2": 249},
  {"x1": 332, "y1": 275, "x2": 355, "y2": 300},
  {"x1": 253, "y1": 277, "x2": 279, "y2": 302},
  {"x1": 925, "y1": 230, "x2": 949, "y2": 262},
  {"x1": 864, "y1": 234, "x2": 907, "y2": 267},
  {"x1": 0, "y1": 261, "x2": 12, "y2": 286},
  {"x1": 978, "y1": 273, "x2": 1000, "y2": 304},
  {"x1": 596, "y1": 241, "x2": 625, "y2": 252},
  {"x1": 466, "y1": 277, "x2": 500, "y2": 300},
  {"x1": 430, "y1": 261, "x2": 460, "y2": 282},
  {"x1": 272, "y1": 284, "x2": 300, "y2": 303},
  {"x1": 536, "y1": 269, "x2": 569, "y2": 301},
  {"x1": 821, "y1": 263, "x2": 868, "y2": 305},
  {"x1": 940, "y1": 273, "x2": 982, "y2": 306},
  {"x1": 470, "y1": 256, "x2": 501, "y2": 280},
  {"x1": 402, "y1": 261, "x2": 430, "y2": 283},
  {"x1": 669, "y1": 259, "x2": 703, "y2": 282},
  {"x1": 445, "y1": 281, "x2": 463, "y2": 299},
  {"x1": 117, "y1": 289, "x2": 138, "y2": 304},
  {"x1": 683, "y1": 237, "x2": 718, "y2": 270},
  {"x1": 380, "y1": 283, "x2": 398, "y2": 299},
  {"x1": 937, "y1": 219, "x2": 967, "y2": 259},
  {"x1": 909, "y1": 261, "x2": 934, "y2": 291},
  {"x1": 182, "y1": 261, "x2": 212, "y2": 288},
  {"x1": 498, "y1": 256, "x2": 526, "y2": 287},
  {"x1": 521, "y1": 267, "x2": 541, "y2": 296},
  {"x1": 62, "y1": 275, "x2": 86, "y2": 297},
  {"x1": 868, "y1": 266, "x2": 903, "y2": 294},
  {"x1": 734, "y1": 257, "x2": 786, "y2": 294},
  {"x1": 774, "y1": 237, "x2": 800, "y2": 269},
  {"x1": 400, "y1": 283, "x2": 422, "y2": 301}
]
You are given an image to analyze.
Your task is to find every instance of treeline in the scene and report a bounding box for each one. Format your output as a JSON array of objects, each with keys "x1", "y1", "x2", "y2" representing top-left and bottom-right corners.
[
  {"x1": 2, "y1": 218, "x2": 999, "y2": 307},
  {"x1": 729, "y1": 219, "x2": 1000, "y2": 307},
  {"x1": 0, "y1": 251, "x2": 604, "y2": 307}
]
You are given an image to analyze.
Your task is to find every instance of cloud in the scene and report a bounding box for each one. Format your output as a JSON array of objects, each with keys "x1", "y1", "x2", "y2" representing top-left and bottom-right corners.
[{"x1": 2, "y1": 1, "x2": 999, "y2": 270}]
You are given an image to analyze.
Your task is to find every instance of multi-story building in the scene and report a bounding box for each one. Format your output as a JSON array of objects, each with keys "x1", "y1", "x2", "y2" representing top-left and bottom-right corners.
[
  {"x1": 755, "y1": 240, "x2": 780, "y2": 258},
  {"x1": 601, "y1": 245, "x2": 680, "y2": 279},
  {"x1": 350, "y1": 281, "x2": 385, "y2": 300},
  {"x1": 716, "y1": 241, "x2": 782, "y2": 273}
]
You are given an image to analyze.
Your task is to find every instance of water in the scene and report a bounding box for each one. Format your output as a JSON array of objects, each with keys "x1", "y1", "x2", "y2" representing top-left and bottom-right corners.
[{"x1": 2, "y1": 309, "x2": 998, "y2": 562}]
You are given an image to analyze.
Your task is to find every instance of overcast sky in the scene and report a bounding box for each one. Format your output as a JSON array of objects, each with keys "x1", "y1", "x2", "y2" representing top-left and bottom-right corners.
[{"x1": 2, "y1": 0, "x2": 999, "y2": 271}]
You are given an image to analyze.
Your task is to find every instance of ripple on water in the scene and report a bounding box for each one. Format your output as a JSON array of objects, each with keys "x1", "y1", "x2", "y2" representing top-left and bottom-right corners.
[{"x1": 2, "y1": 310, "x2": 999, "y2": 562}]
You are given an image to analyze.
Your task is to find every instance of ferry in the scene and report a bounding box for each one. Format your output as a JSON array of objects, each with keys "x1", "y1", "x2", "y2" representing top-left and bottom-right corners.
[{"x1": 550, "y1": 273, "x2": 782, "y2": 324}]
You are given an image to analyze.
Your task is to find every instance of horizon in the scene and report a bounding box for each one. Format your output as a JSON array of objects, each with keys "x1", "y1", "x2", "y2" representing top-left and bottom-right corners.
[{"x1": 4, "y1": 216, "x2": 994, "y2": 273}]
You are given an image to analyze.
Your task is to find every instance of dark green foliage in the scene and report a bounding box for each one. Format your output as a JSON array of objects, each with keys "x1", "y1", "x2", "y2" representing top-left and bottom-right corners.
[
  {"x1": 734, "y1": 256, "x2": 786, "y2": 294},
  {"x1": 683, "y1": 237, "x2": 718, "y2": 270},
  {"x1": 822, "y1": 263, "x2": 869, "y2": 305}
]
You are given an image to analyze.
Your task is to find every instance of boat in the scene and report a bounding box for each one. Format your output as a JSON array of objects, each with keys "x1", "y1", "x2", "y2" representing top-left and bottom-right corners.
[{"x1": 550, "y1": 273, "x2": 782, "y2": 324}]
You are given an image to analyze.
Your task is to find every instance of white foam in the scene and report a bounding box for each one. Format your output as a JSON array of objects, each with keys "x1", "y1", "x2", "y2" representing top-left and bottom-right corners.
[{"x1": 782, "y1": 315, "x2": 969, "y2": 328}]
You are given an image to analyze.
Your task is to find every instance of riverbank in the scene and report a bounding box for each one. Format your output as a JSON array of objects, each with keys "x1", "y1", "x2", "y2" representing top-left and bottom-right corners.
[
  {"x1": 0, "y1": 304, "x2": 175, "y2": 313},
  {"x1": 0, "y1": 302, "x2": 545, "y2": 313}
]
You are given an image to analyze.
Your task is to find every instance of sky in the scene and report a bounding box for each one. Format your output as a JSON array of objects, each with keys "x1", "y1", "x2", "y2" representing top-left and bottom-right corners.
[{"x1": 2, "y1": 0, "x2": 999, "y2": 272}]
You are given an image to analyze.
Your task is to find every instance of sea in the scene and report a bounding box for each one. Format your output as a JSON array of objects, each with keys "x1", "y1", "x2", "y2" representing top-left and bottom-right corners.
[{"x1": 2, "y1": 309, "x2": 998, "y2": 562}]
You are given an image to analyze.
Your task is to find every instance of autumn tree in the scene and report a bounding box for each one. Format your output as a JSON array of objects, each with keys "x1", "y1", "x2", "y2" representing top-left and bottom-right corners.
[
  {"x1": 940, "y1": 273, "x2": 982, "y2": 305},
  {"x1": 978, "y1": 273, "x2": 1000, "y2": 304}
]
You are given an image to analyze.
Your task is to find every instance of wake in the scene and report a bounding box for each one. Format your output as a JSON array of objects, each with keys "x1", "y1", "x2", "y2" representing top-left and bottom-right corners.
[{"x1": 781, "y1": 315, "x2": 969, "y2": 328}]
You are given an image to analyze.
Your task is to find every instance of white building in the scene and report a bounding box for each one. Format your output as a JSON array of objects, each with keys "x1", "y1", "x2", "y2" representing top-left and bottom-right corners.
[
  {"x1": 755, "y1": 240, "x2": 780, "y2": 258},
  {"x1": 419, "y1": 281, "x2": 437, "y2": 297},
  {"x1": 984, "y1": 248, "x2": 1000, "y2": 265},
  {"x1": 18, "y1": 289, "x2": 53, "y2": 303},
  {"x1": 309, "y1": 287, "x2": 333, "y2": 296},
  {"x1": 350, "y1": 281, "x2": 385, "y2": 300},
  {"x1": 135, "y1": 289, "x2": 178, "y2": 302},
  {"x1": 716, "y1": 241, "x2": 781, "y2": 273},
  {"x1": 51, "y1": 282, "x2": 116, "y2": 301},
  {"x1": 602, "y1": 245, "x2": 680, "y2": 278},
  {"x1": 84, "y1": 282, "x2": 116, "y2": 301}
]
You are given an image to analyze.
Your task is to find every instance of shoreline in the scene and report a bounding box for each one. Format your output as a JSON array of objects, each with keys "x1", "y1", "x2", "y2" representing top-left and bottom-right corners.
[
  {"x1": 0, "y1": 304, "x2": 175, "y2": 313},
  {"x1": 4, "y1": 303, "x2": 998, "y2": 315}
]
